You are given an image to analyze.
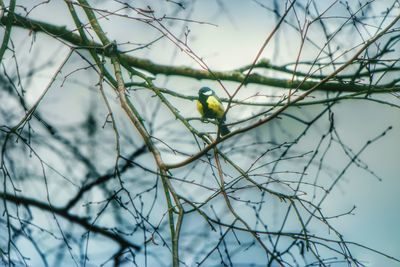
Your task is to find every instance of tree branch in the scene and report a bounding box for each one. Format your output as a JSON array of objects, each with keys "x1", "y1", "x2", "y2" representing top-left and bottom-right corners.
[
  {"x1": 1, "y1": 13, "x2": 399, "y2": 93},
  {"x1": 0, "y1": 192, "x2": 141, "y2": 251}
]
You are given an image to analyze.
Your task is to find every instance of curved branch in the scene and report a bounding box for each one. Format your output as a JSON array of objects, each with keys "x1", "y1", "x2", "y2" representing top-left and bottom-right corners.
[
  {"x1": 164, "y1": 12, "x2": 400, "y2": 169},
  {"x1": 0, "y1": 192, "x2": 141, "y2": 251}
]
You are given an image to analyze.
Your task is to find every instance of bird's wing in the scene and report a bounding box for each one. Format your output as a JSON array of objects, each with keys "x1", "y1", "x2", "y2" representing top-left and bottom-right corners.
[
  {"x1": 196, "y1": 100, "x2": 204, "y2": 117},
  {"x1": 206, "y1": 96, "x2": 225, "y2": 119}
]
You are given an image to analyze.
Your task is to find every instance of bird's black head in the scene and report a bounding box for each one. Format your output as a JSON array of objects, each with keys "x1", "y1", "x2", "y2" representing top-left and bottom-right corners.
[{"x1": 198, "y1": 87, "x2": 214, "y2": 97}]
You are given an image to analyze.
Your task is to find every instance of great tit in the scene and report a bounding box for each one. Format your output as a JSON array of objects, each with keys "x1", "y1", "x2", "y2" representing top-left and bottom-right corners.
[{"x1": 196, "y1": 87, "x2": 230, "y2": 136}]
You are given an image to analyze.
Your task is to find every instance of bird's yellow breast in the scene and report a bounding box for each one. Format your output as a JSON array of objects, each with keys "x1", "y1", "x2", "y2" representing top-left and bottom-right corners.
[
  {"x1": 196, "y1": 100, "x2": 204, "y2": 116},
  {"x1": 206, "y1": 96, "x2": 225, "y2": 119}
]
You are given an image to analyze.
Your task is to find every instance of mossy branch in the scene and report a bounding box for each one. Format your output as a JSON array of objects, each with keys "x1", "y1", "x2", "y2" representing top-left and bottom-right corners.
[{"x1": 1, "y1": 13, "x2": 399, "y2": 93}]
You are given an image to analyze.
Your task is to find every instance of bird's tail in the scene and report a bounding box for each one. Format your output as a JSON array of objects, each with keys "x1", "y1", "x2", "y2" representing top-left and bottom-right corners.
[{"x1": 219, "y1": 123, "x2": 230, "y2": 136}]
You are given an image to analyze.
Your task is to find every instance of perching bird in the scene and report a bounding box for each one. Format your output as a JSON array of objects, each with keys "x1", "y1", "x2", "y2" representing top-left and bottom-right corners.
[{"x1": 196, "y1": 87, "x2": 230, "y2": 136}]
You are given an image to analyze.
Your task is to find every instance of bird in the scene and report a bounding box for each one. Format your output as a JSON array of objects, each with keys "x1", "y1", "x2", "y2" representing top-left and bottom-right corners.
[{"x1": 196, "y1": 87, "x2": 230, "y2": 136}]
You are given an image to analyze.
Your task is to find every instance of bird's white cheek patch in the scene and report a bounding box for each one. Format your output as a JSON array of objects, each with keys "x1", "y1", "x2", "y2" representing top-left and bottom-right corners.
[{"x1": 203, "y1": 90, "x2": 213, "y2": 96}]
